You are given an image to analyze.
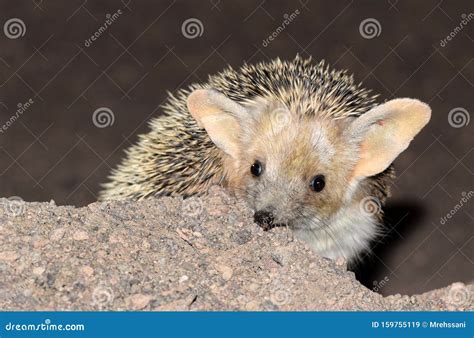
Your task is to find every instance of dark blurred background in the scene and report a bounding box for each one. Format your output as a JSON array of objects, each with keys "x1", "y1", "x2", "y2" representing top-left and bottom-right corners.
[{"x1": 0, "y1": 0, "x2": 472, "y2": 296}]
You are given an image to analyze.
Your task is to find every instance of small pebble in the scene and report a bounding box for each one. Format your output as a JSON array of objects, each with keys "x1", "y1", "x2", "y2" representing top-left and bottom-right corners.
[
  {"x1": 335, "y1": 257, "x2": 346, "y2": 267},
  {"x1": 81, "y1": 266, "x2": 94, "y2": 277},
  {"x1": 50, "y1": 228, "x2": 66, "y2": 241},
  {"x1": 127, "y1": 294, "x2": 152, "y2": 310},
  {"x1": 245, "y1": 300, "x2": 260, "y2": 310},
  {"x1": 217, "y1": 265, "x2": 233, "y2": 281},
  {"x1": 0, "y1": 251, "x2": 20, "y2": 262},
  {"x1": 179, "y1": 275, "x2": 189, "y2": 283},
  {"x1": 32, "y1": 267, "x2": 45, "y2": 275},
  {"x1": 73, "y1": 230, "x2": 89, "y2": 241}
]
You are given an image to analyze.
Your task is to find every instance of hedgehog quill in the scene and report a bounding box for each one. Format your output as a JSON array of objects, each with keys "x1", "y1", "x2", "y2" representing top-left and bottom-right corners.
[{"x1": 100, "y1": 56, "x2": 431, "y2": 262}]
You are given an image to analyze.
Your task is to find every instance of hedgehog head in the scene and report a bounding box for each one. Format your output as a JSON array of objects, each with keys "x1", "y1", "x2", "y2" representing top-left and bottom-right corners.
[{"x1": 187, "y1": 89, "x2": 431, "y2": 249}]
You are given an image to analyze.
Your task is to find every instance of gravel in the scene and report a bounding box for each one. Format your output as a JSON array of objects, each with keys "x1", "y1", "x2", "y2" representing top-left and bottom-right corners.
[{"x1": 0, "y1": 187, "x2": 472, "y2": 311}]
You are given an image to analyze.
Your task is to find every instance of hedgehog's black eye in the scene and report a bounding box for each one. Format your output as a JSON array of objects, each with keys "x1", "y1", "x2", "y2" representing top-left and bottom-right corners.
[
  {"x1": 250, "y1": 161, "x2": 263, "y2": 177},
  {"x1": 310, "y1": 175, "x2": 325, "y2": 192}
]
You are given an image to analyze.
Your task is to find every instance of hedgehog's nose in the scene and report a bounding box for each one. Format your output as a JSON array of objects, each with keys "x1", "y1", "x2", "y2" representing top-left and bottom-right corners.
[{"x1": 254, "y1": 210, "x2": 274, "y2": 230}]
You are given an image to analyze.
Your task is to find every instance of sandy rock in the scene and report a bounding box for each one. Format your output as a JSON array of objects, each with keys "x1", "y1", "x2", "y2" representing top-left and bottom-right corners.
[{"x1": 0, "y1": 187, "x2": 472, "y2": 311}]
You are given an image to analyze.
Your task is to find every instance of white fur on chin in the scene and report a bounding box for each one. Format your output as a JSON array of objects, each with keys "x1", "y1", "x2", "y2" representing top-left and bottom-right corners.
[{"x1": 292, "y1": 205, "x2": 378, "y2": 262}]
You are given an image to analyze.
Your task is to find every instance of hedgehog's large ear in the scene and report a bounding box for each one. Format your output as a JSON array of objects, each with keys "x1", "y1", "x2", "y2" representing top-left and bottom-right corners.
[
  {"x1": 348, "y1": 98, "x2": 431, "y2": 178},
  {"x1": 187, "y1": 89, "x2": 248, "y2": 158}
]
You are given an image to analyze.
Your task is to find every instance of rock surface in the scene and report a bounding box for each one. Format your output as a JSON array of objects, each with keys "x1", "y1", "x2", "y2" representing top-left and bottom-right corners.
[{"x1": 0, "y1": 187, "x2": 472, "y2": 311}]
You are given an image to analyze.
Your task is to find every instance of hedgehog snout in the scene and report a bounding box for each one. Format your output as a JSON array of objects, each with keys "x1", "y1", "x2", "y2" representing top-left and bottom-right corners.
[{"x1": 253, "y1": 209, "x2": 275, "y2": 230}]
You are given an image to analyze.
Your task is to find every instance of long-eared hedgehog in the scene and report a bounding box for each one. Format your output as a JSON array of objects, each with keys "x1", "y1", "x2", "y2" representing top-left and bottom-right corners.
[{"x1": 100, "y1": 56, "x2": 431, "y2": 261}]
